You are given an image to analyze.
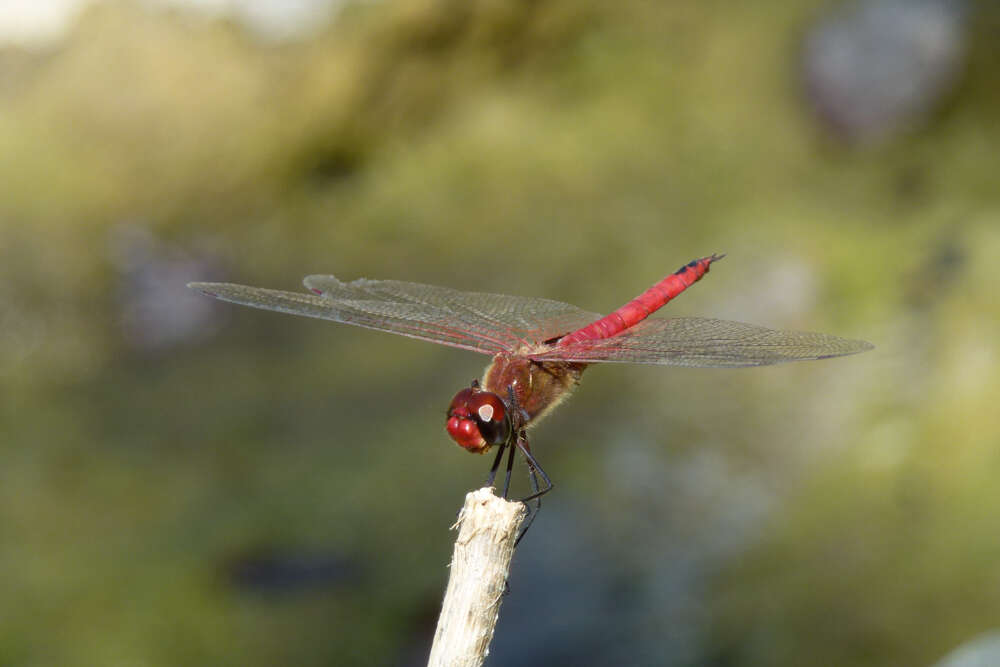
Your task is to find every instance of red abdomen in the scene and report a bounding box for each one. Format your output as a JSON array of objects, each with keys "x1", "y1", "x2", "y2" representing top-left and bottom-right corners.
[{"x1": 557, "y1": 254, "x2": 722, "y2": 346}]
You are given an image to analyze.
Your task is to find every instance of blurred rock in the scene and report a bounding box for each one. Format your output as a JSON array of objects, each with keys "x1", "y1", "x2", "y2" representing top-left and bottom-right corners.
[
  {"x1": 108, "y1": 224, "x2": 225, "y2": 353},
  {"x1": 802, "y1": 0, "x2": 968, "y2": 143},
  {"x1": 224, "y1": 547, "x2": 361, "y2": 595},
  {"x1": 933, "y1": 632, "x2": 1000, "y2": 667},
  {"x1": 0, "y1": 0, "x2": 336, "y2": 46},
  {"x1": 905, "y1": 235, "x2": 966, "y2": 309}
]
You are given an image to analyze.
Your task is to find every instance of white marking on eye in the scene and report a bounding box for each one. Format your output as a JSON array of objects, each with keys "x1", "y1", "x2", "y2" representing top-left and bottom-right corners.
[{"x1": 477, "y1": 404, "x2": 494, "y2": 422}]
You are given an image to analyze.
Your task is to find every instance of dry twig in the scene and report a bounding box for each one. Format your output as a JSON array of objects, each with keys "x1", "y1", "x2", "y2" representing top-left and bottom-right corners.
[{"x1": 427, "y1": 487, "x2": 526, "y2": 667}]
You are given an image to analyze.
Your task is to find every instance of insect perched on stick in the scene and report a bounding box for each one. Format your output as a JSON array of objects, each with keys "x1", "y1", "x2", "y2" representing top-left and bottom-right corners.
[{"x1": 190, "y1": 254, "x2": 872, "y2": 519}]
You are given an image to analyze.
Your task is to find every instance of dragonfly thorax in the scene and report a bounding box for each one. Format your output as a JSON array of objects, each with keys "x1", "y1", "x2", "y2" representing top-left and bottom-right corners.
[{"x1": 482, "y1": 353, "x2": 587, "y2": 429}]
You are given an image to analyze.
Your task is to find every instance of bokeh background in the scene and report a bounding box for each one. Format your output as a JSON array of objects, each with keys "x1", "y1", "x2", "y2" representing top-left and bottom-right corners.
[{"x1": 2, "y1": 0, "x2": 998, "y2": 665}]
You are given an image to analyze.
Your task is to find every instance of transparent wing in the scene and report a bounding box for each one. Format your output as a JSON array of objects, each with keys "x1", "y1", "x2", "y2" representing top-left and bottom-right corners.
[
  {"x1": 530, "y1": 317, "x2": 874, "y2": 367},
  {"x1": 188, "y1": 277, "x2": 601, "y2": 355}
]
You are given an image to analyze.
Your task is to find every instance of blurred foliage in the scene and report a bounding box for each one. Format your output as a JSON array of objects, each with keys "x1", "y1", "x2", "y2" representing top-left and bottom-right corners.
[{"x1": 1, "y1": 0, "x2": 999, "y2": 665}]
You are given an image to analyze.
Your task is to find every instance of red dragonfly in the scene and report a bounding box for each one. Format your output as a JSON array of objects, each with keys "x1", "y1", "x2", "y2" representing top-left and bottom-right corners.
[{"x1": 189, "y1": 255, "x2": 871, "y2": 504}]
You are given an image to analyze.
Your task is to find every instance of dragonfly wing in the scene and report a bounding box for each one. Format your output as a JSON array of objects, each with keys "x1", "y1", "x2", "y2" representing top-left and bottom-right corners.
[
  {"x1": 531, "y1": 317, "x2": 874, "y2": 367},
  {"x1": 189, "y1": 278, "x2": 599, "y2": 355}
]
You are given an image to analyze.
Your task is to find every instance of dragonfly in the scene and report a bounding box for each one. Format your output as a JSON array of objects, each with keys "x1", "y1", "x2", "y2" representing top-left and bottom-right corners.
[{"x1": 189, "y1": 254, "x2": 871, "y2": 515}]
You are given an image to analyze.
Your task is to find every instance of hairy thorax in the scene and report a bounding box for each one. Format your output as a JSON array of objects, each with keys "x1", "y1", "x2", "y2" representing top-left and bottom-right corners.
[{"x1": 482, "y1": 352, "x2": 587, "y2": 427}]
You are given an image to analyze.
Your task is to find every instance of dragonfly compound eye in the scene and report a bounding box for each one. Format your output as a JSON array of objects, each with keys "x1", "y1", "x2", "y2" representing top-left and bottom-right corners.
[{"x1": 446, "y1": 387, "x2": 511, "y2": 453}]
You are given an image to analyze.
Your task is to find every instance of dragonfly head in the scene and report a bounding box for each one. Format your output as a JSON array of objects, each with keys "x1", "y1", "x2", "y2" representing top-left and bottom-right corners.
[{"x1": 446, "y1": 384, "x2": 511, "y2": 453}]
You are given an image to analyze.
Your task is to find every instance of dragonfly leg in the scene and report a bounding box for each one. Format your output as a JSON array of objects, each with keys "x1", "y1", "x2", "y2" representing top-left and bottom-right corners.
[
  {"x1": 515, "y1": 433, "x2": 553, "y2": 504},
  {"x1": 504, "y1": 384, "x2": 552, "y2": 489},
  {"x1": 485, "y1": 440, "x2": 506, "y2": 489},
  {"x1": 501, "y1": 434, "x2": 517, "y2": 498},
  {"x1": 514, "y1": 434, "x2": 543, "y2": 546}
]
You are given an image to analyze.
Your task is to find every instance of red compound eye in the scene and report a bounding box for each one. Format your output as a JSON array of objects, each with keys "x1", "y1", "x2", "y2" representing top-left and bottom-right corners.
[{"x1": 446, "y1": 387, "x2": 511, "y2": 453}]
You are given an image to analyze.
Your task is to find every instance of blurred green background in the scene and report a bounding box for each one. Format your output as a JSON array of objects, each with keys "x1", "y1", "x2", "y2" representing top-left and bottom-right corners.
[{"x1": 1, "y1": 0, "x2": 998, "y2": 665}]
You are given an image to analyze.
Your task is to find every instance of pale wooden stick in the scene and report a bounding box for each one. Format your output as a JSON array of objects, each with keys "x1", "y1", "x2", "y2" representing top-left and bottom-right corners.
[{"x1": 427, "y1": 487, "x2": 527, "y2": 667}]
